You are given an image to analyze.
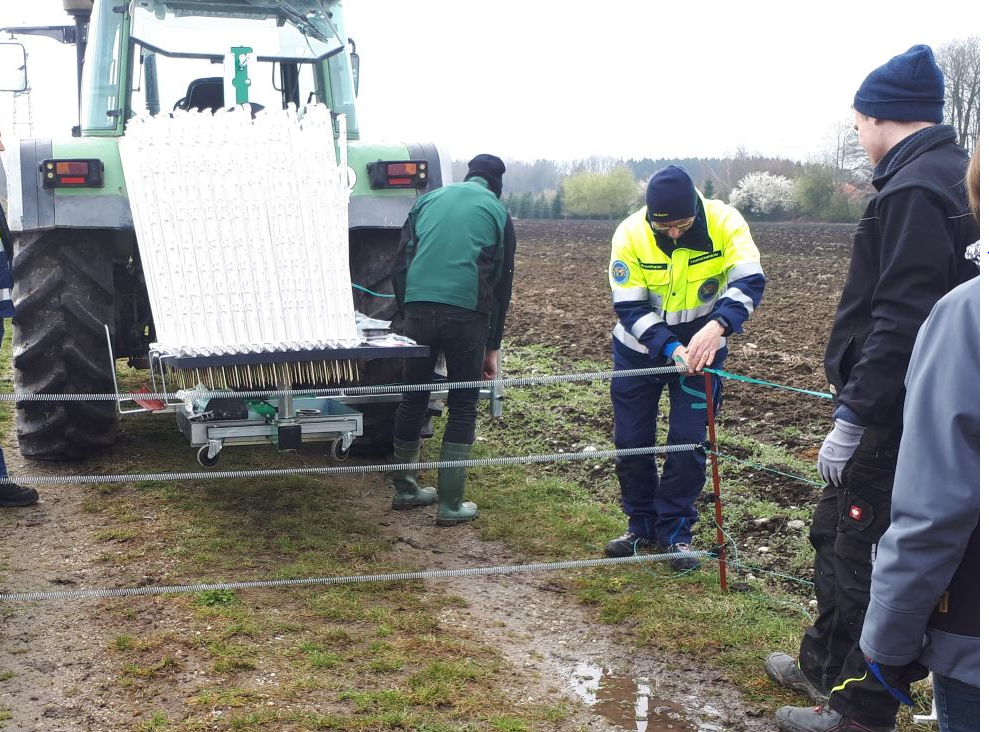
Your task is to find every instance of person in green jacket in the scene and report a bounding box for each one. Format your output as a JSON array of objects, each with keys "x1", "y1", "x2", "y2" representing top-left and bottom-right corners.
[{"x1": 390, "y1": 154, "x2": 516, "y2": 525}]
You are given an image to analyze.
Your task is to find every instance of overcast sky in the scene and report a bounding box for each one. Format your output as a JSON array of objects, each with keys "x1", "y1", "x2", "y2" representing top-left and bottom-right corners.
[{"x1": 0, "y1": 0, "x2": 981, "y2": 162}]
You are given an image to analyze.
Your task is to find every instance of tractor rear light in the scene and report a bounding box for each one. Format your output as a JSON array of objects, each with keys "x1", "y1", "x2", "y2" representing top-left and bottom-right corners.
[
  {"x1": 41, "y1": 158, "x2": 104, "y2": 188},
  {"x1": 367, "y1": 159, "x2": 428, "y2": 189}
]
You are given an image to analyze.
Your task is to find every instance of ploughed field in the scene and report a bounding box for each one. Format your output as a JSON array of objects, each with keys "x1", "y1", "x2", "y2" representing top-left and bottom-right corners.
[{"x1": 505, "y1": 219, "x2": 855, "y2": 577}]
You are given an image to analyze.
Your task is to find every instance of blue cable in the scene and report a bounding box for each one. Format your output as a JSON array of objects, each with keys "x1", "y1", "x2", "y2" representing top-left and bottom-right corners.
[{"x1": 352, "y1": 284, "x2": 395, "y2": 299}]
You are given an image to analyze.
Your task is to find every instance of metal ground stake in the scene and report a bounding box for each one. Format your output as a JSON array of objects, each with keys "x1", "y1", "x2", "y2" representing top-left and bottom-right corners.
[{"x1": 705, "y1": 370, "x2": 728, "y2": 592}]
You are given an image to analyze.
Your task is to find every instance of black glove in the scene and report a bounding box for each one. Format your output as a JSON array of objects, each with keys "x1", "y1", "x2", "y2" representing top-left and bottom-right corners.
[{"x1": 864, "y1": 657, "x2": 929, "y2": 706}]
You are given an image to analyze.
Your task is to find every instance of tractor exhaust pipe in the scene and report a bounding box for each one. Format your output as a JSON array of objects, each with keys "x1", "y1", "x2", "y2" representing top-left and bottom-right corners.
[{"x1": 63, "y1": 0, "x2": 93, "y2": 134}]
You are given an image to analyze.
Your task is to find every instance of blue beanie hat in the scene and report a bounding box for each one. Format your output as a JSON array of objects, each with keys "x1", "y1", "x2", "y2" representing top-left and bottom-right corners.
[
  {"x1": 646, "y1": 165, "x2": 697, "y2": 223},
  {"x1": 853, "y1": 44, "x2": 944, "y2": 123}
]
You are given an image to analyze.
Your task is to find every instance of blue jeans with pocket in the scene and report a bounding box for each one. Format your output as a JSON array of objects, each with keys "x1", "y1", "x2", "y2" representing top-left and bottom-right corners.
[{"x1": 934, "y1": 674, "x2": 980, "y2": 732}]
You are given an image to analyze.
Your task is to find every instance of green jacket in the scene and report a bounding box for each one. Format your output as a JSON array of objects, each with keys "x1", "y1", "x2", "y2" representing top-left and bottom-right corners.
[{"x1": 395, "y1": 178, "x2": 516, "y2": 349}]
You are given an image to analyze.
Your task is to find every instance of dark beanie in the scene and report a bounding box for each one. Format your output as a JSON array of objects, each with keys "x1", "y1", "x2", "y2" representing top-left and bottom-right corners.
[
  {"x1": 853, "y1": 44, "x2": 944, "y2": 123},
  {"x1": 465, "y1": 153, "x2": 506, "y2": 198},
  {"x1": 646, "y1": 165, "x2": 697, "y2": 223}
]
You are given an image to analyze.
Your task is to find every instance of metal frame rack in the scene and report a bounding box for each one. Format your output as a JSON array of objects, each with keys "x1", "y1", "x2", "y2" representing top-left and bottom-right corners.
[{"x1": 107, "y1": 339, "x2": 503, "y2": 467}]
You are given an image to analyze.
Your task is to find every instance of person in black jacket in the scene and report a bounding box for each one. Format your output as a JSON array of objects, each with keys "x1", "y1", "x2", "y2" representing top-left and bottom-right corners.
[
  {"x1": 766, "y1": 45, "x2": 979, "y2": 732},
  {"x1": 0, "y1": 129, "x2": 40, "y2": 508}
]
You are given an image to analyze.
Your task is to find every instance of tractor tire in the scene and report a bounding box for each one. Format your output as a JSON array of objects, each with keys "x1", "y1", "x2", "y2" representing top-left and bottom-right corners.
[
  {"x1": 349, "y1": 228, "x2": 407, "y2": 454},
  {"x1": 11, "y1": 229, "x2": 118, "y2": 460}
]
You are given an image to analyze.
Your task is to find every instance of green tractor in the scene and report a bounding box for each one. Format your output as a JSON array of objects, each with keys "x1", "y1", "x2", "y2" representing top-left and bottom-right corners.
[{"x1": 0, "y1": 0, "x2": 450, "y2": 461}]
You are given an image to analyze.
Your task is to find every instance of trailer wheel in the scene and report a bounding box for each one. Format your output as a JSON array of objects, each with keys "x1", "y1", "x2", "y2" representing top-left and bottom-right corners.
[
  {"x1": 197, "y1": 444, "x2": 221, "y2": 468},
  {"x1": 12, "y1": 229, "x2": 119, "y2": 460},
  {"x1": 330, "y1": 438, "x2": 350, "y2": 462}
]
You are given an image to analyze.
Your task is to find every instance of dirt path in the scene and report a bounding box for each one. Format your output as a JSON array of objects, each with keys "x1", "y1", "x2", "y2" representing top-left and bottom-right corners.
[
  {"x1": 0, "y1": 441, "x2": 125, "y2": 731},
  {"x1": 1, "y1": 438, "x2": 773, "y2": 731},
  {"x1": 360, "y1": 482, "x2": 773, "y2": 732}
]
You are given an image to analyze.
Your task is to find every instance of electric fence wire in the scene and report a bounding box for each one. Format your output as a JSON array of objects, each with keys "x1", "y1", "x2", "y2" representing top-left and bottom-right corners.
[
  {"x1": 0, "y1": 365, "x2": 688, "y2": 402},
  {"x1": 0, "y1": 548, "x2": 709, "y2": 603},
  {"x1": 0, "y1": 444, "x2": 702, "y2": 487},
  {"x1": 0, "y1": 365, "x2": 830, "y2": 404},
  {"x1": 713, "y1": 451, "x2": 826, "y2": 489}
]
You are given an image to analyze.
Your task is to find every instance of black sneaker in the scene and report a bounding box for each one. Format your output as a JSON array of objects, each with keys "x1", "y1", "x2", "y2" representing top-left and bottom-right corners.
[
  {"x1": 0, "y1": 482, "x2": 40, "y2": 508},
  {"x1": 775, "y1": 705, "x2": 893, "y2": 732},
  {"x1": 765, "y1": 653, "x2": 828, "y2": 703},
  {"x1": 666, "y1": 542, "x2": 702, "y2": 571},
  {"x1": 604, "y1": 532, "x2": 660, "y2": 558}
]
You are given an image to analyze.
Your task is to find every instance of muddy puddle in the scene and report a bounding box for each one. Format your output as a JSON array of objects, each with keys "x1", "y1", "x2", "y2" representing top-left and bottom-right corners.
[{"x1": 567, "y1": 662, "x2": 725, "y2": 732}]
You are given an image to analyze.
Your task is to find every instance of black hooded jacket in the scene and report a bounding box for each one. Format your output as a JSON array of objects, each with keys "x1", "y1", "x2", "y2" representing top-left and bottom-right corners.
[{"x1": 824, "y1": 125, "x2": 978, "y2": 428}]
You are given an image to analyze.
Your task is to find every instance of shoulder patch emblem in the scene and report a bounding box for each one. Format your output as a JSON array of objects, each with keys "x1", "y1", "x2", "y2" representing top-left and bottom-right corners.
[
  {"x1": 611, "y1": 260, "x2": 631, "y2": 284},
  {"x1": 697, "y1": 277, "x2": 720, "y2": 302}
]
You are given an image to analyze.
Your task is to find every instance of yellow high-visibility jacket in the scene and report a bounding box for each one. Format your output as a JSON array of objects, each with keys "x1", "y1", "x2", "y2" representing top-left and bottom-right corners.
[{"x1": 609, "y1": 195, "x2": 765, "y2": 360}]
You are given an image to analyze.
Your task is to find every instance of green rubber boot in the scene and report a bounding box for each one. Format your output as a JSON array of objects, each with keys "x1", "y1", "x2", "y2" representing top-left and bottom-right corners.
[
  {"x1": 390, "y1": 438, "x2": 437, "y2": 510},
  {"x1": 435, "y1": 441, "x2": 478, "y2": 526}
]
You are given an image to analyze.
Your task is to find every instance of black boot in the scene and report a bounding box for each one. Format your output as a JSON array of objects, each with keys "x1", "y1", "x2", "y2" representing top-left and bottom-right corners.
[{"x1": 0, "y1": 481, "x2": 40, "y2": 507}]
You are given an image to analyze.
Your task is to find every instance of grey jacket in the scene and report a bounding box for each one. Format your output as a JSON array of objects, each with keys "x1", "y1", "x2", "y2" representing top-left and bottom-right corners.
[{"x1": 860, "y1": 275, "x2": 980, "y2": 687}]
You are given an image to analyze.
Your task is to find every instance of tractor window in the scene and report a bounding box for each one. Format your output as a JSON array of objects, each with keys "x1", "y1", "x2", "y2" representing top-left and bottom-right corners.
[
  {"x1": 80, "y1": 0, "x2": 125, "y2": 131},
  {"x1": 324, "y1": 50, "x2": 357, "y2": 136},
  {"x1": 129, "y1": 2, "x2": 344, "y2": 62},
  {"x1": 128, "y1": 50, "x2": 322, "y2": 117}
]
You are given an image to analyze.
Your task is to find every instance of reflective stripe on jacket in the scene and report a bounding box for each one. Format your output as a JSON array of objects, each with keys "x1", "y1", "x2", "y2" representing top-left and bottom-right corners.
[
  {"x1": 608, "y1": 196, "x2": 764, "y2": 358},
  {"x1": 0, "y1": 255, "x2": 13, "y2": 319}
]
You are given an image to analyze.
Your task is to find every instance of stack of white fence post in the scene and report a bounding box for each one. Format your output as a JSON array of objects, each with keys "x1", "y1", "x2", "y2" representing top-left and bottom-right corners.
[{"x1": 120, "y1": 104, "x2": 358, "y2": 359}]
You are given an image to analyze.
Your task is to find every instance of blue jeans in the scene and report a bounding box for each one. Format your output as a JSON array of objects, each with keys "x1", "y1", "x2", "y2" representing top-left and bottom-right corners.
[
  {"x1": 394, "y1": 302, "x2": 488, "y2": 445},
  {"x1": 934, "y1": 674, "x2": 980, "y2": 732}
]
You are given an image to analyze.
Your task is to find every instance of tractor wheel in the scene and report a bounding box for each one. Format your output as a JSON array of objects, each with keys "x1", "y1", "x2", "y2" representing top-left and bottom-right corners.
[
  {"x1": 12, "y1": 229, "x2": 118, "y2": 460},
  {"x1": 349, "y1": 228, "x2": 406, "y2": 455}
]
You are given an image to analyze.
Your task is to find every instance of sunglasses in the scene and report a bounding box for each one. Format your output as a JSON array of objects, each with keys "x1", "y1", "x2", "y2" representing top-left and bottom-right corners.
[{"x1": 650, "y1": 216, "x2": 696, "y2": 234}]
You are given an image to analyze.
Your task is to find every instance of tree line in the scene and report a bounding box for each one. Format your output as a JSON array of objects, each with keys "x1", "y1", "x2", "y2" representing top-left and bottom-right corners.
[{"x1": 451, "y1": 36, "x2": 978, "y2": 224}]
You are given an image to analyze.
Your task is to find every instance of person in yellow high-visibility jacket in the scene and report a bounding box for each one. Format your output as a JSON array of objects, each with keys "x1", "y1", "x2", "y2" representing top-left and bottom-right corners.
[{"x1": 606, "y1": 165, "x2": 764, "y2": 568}]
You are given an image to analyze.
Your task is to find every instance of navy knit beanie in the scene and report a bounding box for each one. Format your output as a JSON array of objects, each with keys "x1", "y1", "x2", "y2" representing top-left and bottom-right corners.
[
  {"x1": 646, "y1": 165, "x2": 697, "y2": 223},
  {"x1": 853, "y1": 44, "x2": 944, "y2": 123},
  {"x1": 465, "y1": 153, "x2": 506, "y2": 198}
]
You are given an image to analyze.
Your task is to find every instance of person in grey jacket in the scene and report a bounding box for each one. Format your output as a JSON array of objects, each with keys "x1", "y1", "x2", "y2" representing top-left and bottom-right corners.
[{"x1": 859, "y1": 138, "x2": 980, "y2": 732}]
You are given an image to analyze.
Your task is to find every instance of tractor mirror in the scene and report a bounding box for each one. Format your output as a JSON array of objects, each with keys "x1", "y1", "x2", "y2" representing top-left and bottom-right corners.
[
  {"x1": 349, "y1": 38, "x2": 359, "y2": 96},
  {"x1": 0, "y1": 43, "x2": 27, "y2": 92}
]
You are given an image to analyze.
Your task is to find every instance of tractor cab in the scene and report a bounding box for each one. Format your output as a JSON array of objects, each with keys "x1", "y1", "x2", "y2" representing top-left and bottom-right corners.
[{"x1": 82, "y1": 0, "x2": 360, "y2": 136}]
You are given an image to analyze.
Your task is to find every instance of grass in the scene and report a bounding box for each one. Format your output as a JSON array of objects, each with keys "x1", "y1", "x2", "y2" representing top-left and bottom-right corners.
[{"x1": 0, "y1": 333, "x2": 935, "y2": 729}]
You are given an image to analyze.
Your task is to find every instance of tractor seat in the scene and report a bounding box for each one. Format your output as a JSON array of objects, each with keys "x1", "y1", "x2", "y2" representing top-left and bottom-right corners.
[{"x1": 174, "y1": 77, "x2": 224, "y2": 113}]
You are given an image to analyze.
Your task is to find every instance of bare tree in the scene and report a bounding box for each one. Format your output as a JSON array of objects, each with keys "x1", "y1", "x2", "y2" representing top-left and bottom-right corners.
[
  {"x1": 818, "y1": 116, "x2": 871, "y2": 184},
  {"x1": 936, "y1": 36, "x2": 980, "y2": 154}
]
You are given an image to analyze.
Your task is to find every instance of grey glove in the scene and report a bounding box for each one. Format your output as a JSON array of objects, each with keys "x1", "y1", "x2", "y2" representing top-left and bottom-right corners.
[{"x1": 817, "y1": 418, "x2": 865, "y2": 486}]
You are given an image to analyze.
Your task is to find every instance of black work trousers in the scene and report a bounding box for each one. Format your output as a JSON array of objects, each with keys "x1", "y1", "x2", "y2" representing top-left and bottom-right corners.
[
  {"x1": 799, "y1": 426, "x2": 914, "y2": 727},
  {"x1": 393, "y1": 302, "x2": 488, "y2": 446}
]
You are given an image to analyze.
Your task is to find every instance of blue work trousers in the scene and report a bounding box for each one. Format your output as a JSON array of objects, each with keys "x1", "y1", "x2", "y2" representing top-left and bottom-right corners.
[{"x1": 610, "y1": 339, "x2": 721, "y2": 546}]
